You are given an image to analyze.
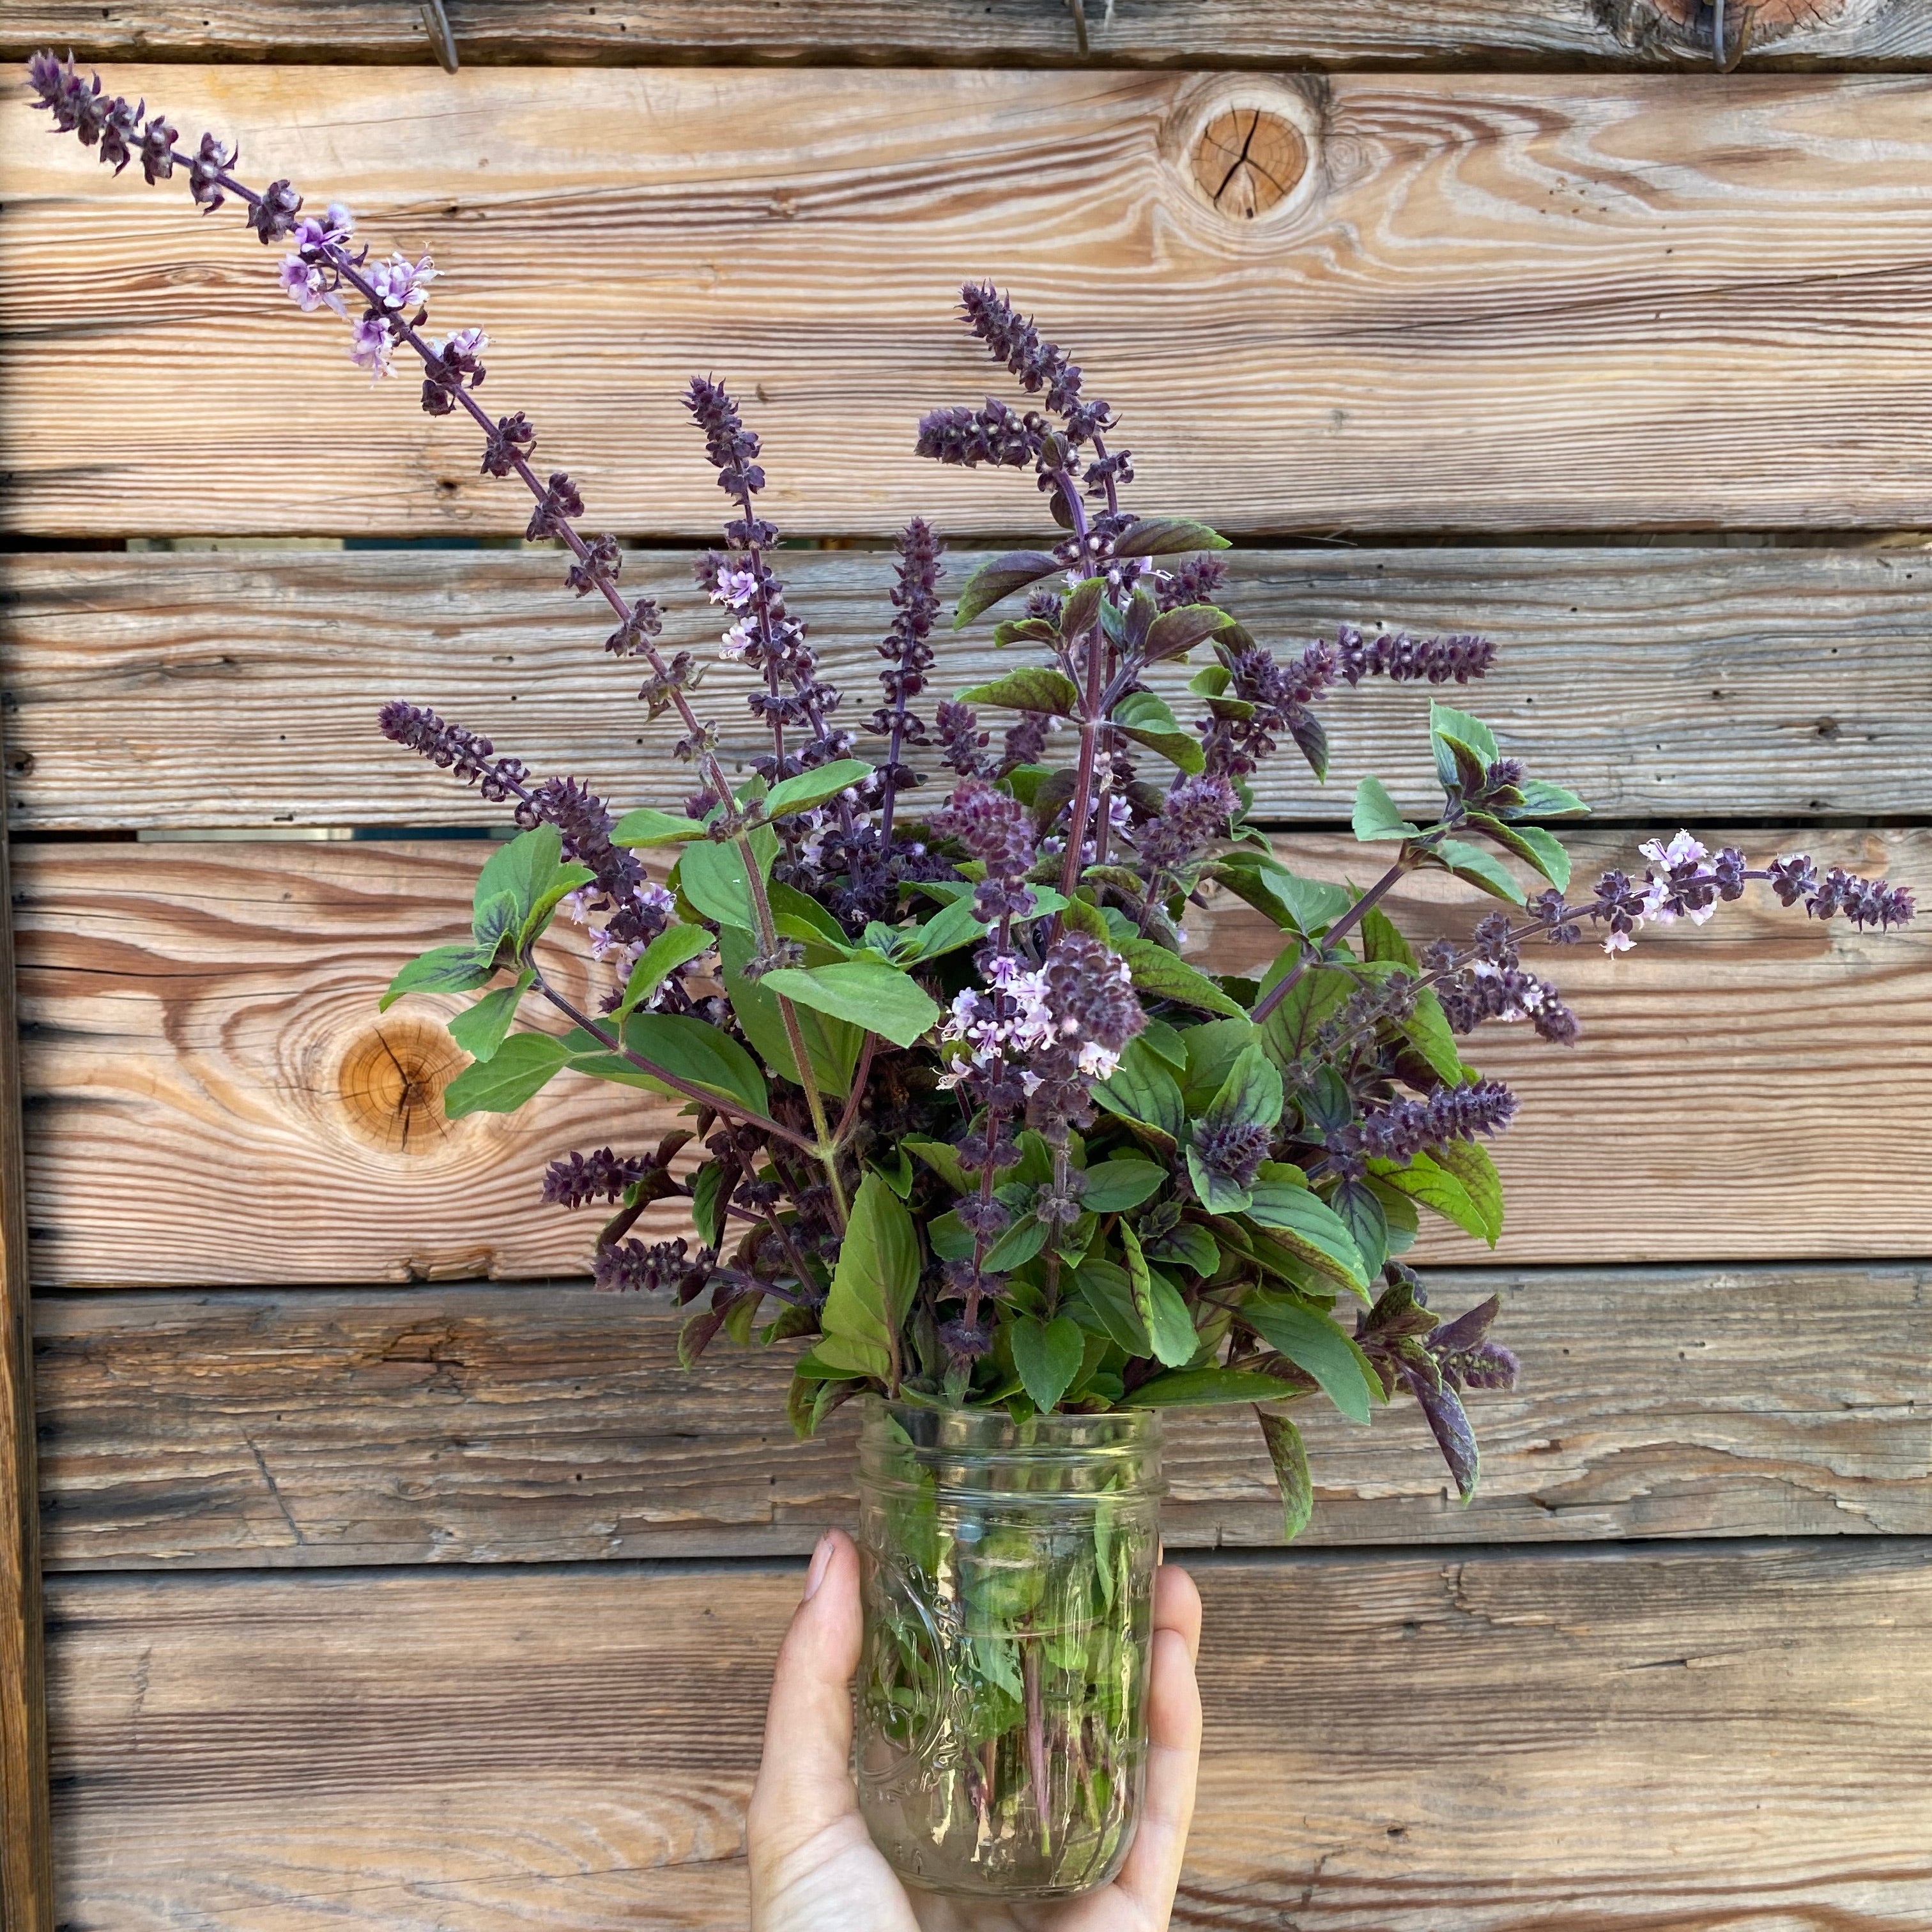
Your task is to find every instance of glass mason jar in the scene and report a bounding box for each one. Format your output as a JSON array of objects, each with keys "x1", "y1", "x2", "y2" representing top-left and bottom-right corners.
[{"x1": 854, "y1": 1397, "x2": 1164, "y2": 1901}]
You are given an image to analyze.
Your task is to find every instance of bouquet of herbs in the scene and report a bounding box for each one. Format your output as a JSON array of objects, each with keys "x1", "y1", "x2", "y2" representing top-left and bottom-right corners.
[{"x1": 27, "y1": 47, "x2": 1915, "y2": 1528}]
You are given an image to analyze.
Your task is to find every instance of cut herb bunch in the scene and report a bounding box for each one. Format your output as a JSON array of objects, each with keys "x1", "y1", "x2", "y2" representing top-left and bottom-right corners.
[{"x1": 29, "y1": 50, "x2": 1915, "y2": 1526}]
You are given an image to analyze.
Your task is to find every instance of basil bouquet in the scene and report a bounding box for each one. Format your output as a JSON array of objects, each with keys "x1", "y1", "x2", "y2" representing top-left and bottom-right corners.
[{"x1": 30, "y1": 52, "x2": 1913, "y2": 1536}]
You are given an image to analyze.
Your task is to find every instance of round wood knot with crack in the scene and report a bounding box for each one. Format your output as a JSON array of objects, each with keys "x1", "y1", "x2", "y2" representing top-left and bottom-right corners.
[
  {"x1": 1192, "y1": 106, "x2": 1308, "y2": 221},
  {"x1": 336, "y1": 1017, "x2": 465, "y2": 1155}
]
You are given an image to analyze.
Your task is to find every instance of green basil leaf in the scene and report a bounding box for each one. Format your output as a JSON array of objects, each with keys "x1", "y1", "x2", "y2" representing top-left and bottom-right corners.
[
  {"x1": 1242, "y1": 1184, "x2": 1369, "y2": 1291},
  {"x1": 1243, "y1": 1292, "x2": 1381, "y2": 1425},
  {"x1": 1121, "y1": 1221, "x2": 1197, "y2": 1368},
  {"x1": 904, "y1": 1136, "x2": 970, "y2": 1194},
  {"x1": 1072, "y1": 1259, "x2": 1154, "y2": 1356},
  {"x1": 1116, "y1": 935, "x2": 1245, "y2": 1018},
  {"x1": 1142, "y1": 604, "x2": 1232, "y2": 664},
  {"x1": 906, "y1": 893, "x2": 987, "y2": 962},
  {"x1": 1353, "y1": 776, "x2": 1421, "y2": 843},
  {"x1": 760, "y1": 961, "x2": 940, "y2": 1051},
  {"x1": 1131, "y1": 1367, "x2": 1299, "y2": 1408},
  {"x1": 441, "y1": 1029, "x2": 569, "y2": 1118},
  {"x1": 445, "y1": 972, "x2": 533, "y2": 1064},
  {"x1": 380, "y1": 942, "x2": 499, "y2": 1011},
  {"x1": 815, "y1": 1171, "x2": 920, "y2": 1381},
  {"x1": 1430, "y1": 1138, "x2": 1506, "y2": 1245},
  {"x1": 1368, "y1": 1151, "x2": 1491, "y2": 1245},
  {"x1": 611, "y1": 806, "x2": 710, "y2": 847},
  {"x1": 955, "y1": 667, "x2": 1081, "y2": 716},
  {"x1": 1432, "y1": 838, "x2": 1526, "y2": 906},
  {"x1": 1110, "y1": 518, "x2": 1231, "y2": 558},
  {"x1": 690, "y1": 1161, "x2": 728, "y2": 1248},
  {"x1": 983, "y1": 1212, "x2": 1049, "y2": 1272},
  {"x1": 1255, "y1": 1407, "x2": 1315, "y2": 1540},
  {"x1": 1079, "y1": 1159, "x2": 1167, "y2": 1213},
  {"x1": 615, "y1": 923, "x2": 712, "y2": 1018},
  {"x1": 1428, "y1": 703, "x2": 1498, "y2": 765},
  {"x1": 1512, "y1": 778, "x2": 1591, "y2": 821},
  {"x1": 1010, "y1": 1314, "x2": 1086, "y2": 1413},
  {"x1": 1204, "y1": 1042, "x2": 1284, "y2": 1133},
  {"x1": 953, "y1": 551, "x2": 1062, "y2": 628},
  {"x1": 592, "y1": 1010, "x2": 770, "y2": 1119},
  {"x1": 1094, "y1": 1037, "x2": 1188, "y2": 1142},
  {"x1": 762, "y1": 758, "x2": 875, "y2": 820}
]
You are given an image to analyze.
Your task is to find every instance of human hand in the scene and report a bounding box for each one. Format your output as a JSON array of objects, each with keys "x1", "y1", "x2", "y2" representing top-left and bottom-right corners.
[{"x1": 747, "y1": 1528, "x2": 1202, "y2": 1932}]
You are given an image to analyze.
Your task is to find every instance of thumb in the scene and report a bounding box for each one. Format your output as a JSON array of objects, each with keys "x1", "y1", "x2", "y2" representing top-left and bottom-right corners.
[{"x1": 748, "y1": 1528, "x2": 864, "y2": 1848}]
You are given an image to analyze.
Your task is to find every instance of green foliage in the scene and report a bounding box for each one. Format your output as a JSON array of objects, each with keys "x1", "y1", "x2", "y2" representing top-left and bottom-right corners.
[{"x1": 816, "y1": 1172, "x2": 921, "y2": 1382}]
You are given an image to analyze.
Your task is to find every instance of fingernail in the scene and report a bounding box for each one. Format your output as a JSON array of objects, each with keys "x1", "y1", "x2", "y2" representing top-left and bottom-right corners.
[{"x1": 802, "y1": 1531, "x2": 836, "y2": 1602}]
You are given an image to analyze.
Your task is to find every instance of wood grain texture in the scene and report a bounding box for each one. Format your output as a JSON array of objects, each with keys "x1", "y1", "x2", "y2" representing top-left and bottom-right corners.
[
  {"x1": 14, "y1": 68, "x2": 1932, "y2": 536},
  {"x1": 32, "y1": 1265, "x2": 1932, "y2": 1568},
  {"x1": 17, "y1": 830, "x2": 1927, "y2": 1287},
  {"x1": 3, "y1": 1, "x2": 1928, "y2": 70},
  {"x1": 0, "y1": 736, "x2": 52, "y2": 1928},
  {"x1": 43, "y1": 1544, "x2": 1932, "y2": 1928},
  {"x1": 8, "y1": 543, "x2": 1931, "y2": 829}
]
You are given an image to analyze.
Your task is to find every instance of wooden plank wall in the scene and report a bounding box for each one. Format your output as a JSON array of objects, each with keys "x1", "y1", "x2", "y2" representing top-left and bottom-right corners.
[{"x1": 1, "y1": 6, "x2": 1930, "y2": 1928}]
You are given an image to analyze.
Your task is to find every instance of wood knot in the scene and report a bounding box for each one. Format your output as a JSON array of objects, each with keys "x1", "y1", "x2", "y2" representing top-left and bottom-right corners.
[
  {"x1": 1192, "y1": 106, "x2": 1308, "y2": 221},
  {"x1": 1611, "y1": 0, "x2": 1853, "y2": 61},
  {"x1": 336, "y1": 1018, "x2": 464, "y2": 1155}
]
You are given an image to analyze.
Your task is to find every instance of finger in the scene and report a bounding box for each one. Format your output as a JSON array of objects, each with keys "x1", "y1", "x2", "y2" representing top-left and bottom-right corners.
[
  {"x1": 747, "y1": 1529, "x2": 864, "y2": 1849},
  {"x1": 1154, "y1": 1560, "x2": 1203, "y2": 1664},
  {"x1": 1110, "y1": 1565, "x2": 1203, "y2": 1921}
]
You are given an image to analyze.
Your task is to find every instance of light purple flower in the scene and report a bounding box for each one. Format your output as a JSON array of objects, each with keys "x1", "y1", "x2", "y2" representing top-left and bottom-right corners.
[
  {"x1": 348, "y1": 312, "x2": 394, "y2": 379},
  {"x1": 365, "y1": 250, "x2": 436, "y2": 312}
]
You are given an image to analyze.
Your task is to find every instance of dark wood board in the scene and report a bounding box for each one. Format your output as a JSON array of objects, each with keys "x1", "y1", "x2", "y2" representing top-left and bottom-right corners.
[
  {"x1": 44, "y1": 1543, "x2": 1932, "y2": 1926},
  {"x1": 17, "y1": 832, "x2": 1927, "y2": 1285},
  {"x1": 3, "y1": 1, "x2": 1929, "y2": 70},
  {"x1": 7, "y1": 544, "x2": 1931, "y2": 828},
  {"x1": 15, "y1": 70, "x2": 1932, "y2": 535},
  {"x1": 31, "y1": 1265, "x2": 1932, "y2": 1568}
]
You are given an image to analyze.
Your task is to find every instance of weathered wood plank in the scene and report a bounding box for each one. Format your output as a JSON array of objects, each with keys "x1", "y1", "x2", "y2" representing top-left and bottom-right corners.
[
  {"x1": 0, "y1": 725, "x2": 52, "y2": 1926},
  {"x1": 3, "y1": 1, "x2": 1928, "y2": 71},
  {"x1": 8, "y1": 544, "x2": 1930, "y2": 828},
  {"x1": 32, "y1": 1266, "x2": 1932, "y2": 1568},
  {"x1": 16, "y1": 831, "x2": 1929, "y2": 1286},
  {"x1": 44, "y1": 1544, "x2": 1932, "y2": 1927},
  {"x1": 12, "y1": 69, "x2": 1932, "y2": 536}
]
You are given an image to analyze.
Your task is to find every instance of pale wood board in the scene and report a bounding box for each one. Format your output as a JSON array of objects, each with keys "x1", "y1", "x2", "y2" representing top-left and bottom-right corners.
[
  {"x1": 14, "y1": 829, "x2": 1928, "y2": 1285},
  {"x1": 15, "y1": 70, "x2": 1932, "y2": 535},
  {"x1": 3, "y1": 1, "x2": 1929, "y2": 70},
  {"x1": 32, "y1": 1264, "x2": 1932, "y2": 1568},
  {"x1": 8, "y1": 544, "x2": 1932, "y2": 828},
  {"x1": 44, "y1": 1544, "x2": 1932, "y2": 1928}
]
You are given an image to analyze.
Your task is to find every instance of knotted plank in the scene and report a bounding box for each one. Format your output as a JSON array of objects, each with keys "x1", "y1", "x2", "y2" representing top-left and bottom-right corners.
[
  {"x1": 31, "y1": 1265, "x2": 1932, "y2": 1567},
  {"x1": 12, "y1": 68, "x2": 1932, "y2": 535},
  {"x1": 6, "y1": 544, "x2": 1929, "y2": 827},
  {"x1": 15, "y1": 831, "x2": 1928, "y2": 1286},
  {"x1": 44, "y1": 1544, "x2": 1932, "y2": 1927}
]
